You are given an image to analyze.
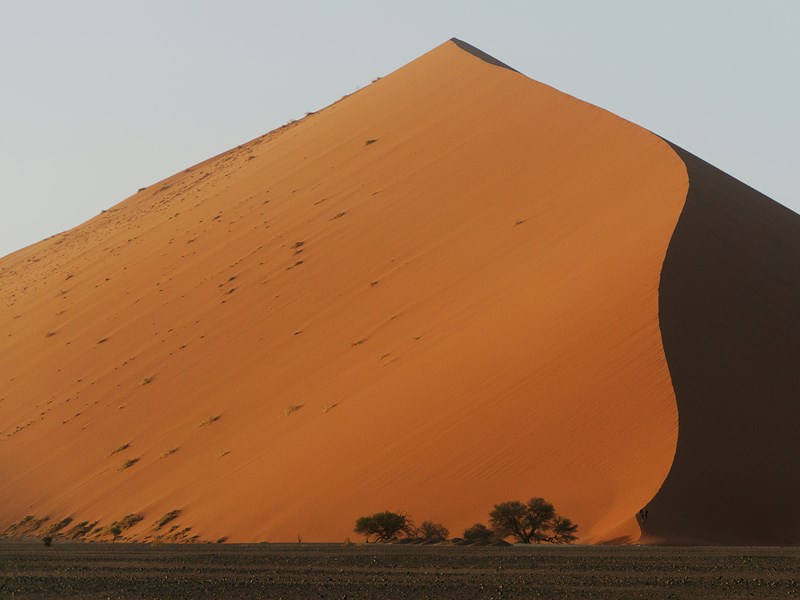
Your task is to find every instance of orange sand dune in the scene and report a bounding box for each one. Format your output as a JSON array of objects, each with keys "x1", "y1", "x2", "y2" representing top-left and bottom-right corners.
[{"x1": 1, "y1": 39, "x2": 794, "y2": 545}]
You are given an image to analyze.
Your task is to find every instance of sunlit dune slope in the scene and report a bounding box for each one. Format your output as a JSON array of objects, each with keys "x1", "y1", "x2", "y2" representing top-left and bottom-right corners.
[{"x1": 0, "y1": 39, "x2": 689, "y2": 543}]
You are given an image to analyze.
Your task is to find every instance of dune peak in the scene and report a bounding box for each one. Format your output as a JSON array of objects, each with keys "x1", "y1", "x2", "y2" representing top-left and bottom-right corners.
[{"x1": 448, "y1": 37, "x2": 519, "y2": 72}]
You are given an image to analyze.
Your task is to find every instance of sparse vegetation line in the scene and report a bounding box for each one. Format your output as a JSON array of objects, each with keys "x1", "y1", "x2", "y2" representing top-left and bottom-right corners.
[{"x1": 353, "y1": 497, "x2": 577, "y2": 545}]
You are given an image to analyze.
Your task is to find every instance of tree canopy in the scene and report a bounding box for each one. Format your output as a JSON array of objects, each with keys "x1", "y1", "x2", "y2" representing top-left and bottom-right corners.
[
  {"x1": 354, "y1": 511, "x2": 415, "y2": 542},
  {"x1": 489, "y1": 497, "x2": 578, "y2": 543}
]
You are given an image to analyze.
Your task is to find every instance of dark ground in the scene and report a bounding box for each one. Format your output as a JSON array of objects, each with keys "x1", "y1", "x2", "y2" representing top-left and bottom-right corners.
[{"x1": 1, "y1": 541, "x2": 798, "y2": 599}]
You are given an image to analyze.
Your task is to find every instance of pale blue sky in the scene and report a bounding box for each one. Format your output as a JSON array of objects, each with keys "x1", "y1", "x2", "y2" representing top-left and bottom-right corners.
[{"x1": 1, "y1": 1, "x2": 797, "y2": 258}]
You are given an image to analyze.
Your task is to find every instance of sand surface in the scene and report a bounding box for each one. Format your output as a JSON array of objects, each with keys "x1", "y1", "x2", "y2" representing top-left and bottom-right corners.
[{"x1": 2, "y1": 38, "x2": 795, "y2": 546}]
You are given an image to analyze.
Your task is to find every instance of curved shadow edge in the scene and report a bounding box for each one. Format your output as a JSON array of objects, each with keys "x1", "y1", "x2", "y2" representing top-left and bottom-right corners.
[{"x1": 649, "y1": 143, "x2": 800, "y2": 545}]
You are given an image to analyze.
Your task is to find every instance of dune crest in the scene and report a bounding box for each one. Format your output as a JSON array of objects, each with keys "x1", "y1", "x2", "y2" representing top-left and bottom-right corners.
[{"x1": 2, "y1": 39, "x2": 795, "y2": 545}]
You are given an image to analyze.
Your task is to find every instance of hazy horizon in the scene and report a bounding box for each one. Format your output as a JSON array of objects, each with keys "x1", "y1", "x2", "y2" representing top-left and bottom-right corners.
[{"x1": 1, "y1": 0, "x2": 797, "y2": 258}]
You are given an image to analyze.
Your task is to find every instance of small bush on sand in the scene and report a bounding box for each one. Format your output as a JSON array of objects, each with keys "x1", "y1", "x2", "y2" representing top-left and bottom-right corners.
[
  {"x1": 159, "y1": 447, "x2": 178, "y2": 459},
  {"x1": 463, "y1": 523, "x2": 496, "y2": 543},
  {"x1": 42, "y1": 536, "x2": 53, "y2": 547},
  {"x1": 113, "y1": 514, "x2": 143, "y2": 531},
  {"x1": 155, "y1": 510, "x2": 181, "y2": 529},
  {"x1": 199, "y1": 415, "x2": 220, "y2": 427},
  {"x1": 110, "y1": 442, "x2": 130, "y2": 455},
  {"x1": 419, "y1": 520, "x2": 449, "y2": 541},
  {"x1": 46, "y1": 517, "x2": 73, "y2": 536},
  {"x1": 283, "y1": 404, "x2": 302, "y2": 417},
  {"x1": 118, "y1": 458, "x2": 139, "y2": 471}
]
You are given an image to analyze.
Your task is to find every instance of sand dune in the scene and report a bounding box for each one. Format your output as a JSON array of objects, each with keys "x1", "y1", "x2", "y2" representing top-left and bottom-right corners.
[{"x1": 0, "y1": 39, "x2": 796, "y2": 545}]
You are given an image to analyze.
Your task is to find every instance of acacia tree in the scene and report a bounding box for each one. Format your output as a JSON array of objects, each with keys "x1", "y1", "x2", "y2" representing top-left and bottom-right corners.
[
  {"x1": 550, "y1": 515, "x2": 579, "y2": 544},
  {"x1": 489, "y1": 497, "x2": 578, "y2": 544},
  {"x1": 109, "y1": 524, "x2": 122, "y2": 542},
  {"x1": 354, "y1": 511, "x2": 415, "y2": 542}
]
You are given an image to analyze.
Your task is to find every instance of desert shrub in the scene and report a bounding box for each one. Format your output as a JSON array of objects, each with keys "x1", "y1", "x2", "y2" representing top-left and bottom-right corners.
[
  {"x1": 489, "y1": 497, "x2": 578, "y2": 544},
  {"x1": 419, "y1": 520, "x2": 449, "y2": 541},
  {"x1": 354, "y1": 511, "x2": 414, "y2": 542},
  {"x1": 111, "y1": 514, "x2": 143, "y2": 532},
  {"x1": 108, "y1": 525, "x2": 122, "y2": 541},
  {"x1": 463, "y1": 523, "x2": 495, "y2": 543},
  {"x1": 64, "y1": 521, "x2": 95, "y2": 540},
  {"x1": 46, "y1": 517, "x2": 73, "y2": 536},
  {"x1": 155, "y1": 510, "x2": 181, "y2": 529},
  {"x1": 42, "y1": 536, "x2": 53, "y2": 547},
  {"x1": 118, "y1": 458, "x2": 139, "y2": 471}
]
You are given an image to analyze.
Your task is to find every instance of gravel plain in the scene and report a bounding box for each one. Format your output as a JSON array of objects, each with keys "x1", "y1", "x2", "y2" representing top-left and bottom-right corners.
[{"x1": 1, "y1": 541, "x2": 799, "y2": 599}]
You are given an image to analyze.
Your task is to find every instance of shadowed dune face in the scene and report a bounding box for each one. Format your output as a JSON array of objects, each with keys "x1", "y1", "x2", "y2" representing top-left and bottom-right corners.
[
  {"x1": 651, "y1": 145, "x2": 800, "y2": 545},
  {"x1": 0, "y1": 40, "x2": 688, "y2": 543}
]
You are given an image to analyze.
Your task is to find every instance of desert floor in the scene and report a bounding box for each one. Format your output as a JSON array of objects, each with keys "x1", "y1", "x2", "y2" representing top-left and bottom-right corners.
[{"x1": 1, "y1": 542, "x2": 798, "y2": 599}]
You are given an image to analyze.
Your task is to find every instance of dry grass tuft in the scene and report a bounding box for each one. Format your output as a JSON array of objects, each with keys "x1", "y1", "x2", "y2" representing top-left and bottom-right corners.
[
  {"x1": 155, "y1": 510, "x2": 181, "y2": 529},
  {"x1": 45, "y1": 517, "x2": 73, "y2": 536},
  {"x1": 159, "y1": 447, "x2": 179, "y2": 459},
  {"x1": 118, "y1": 458, "x2": 139, "y2": 471},
  {"x1": 283, "y1": 404, "x2": 303, "y2": 417},
  {"x1": 199, "y1": 415, "x2": 221, "y2": 427},
  {"x1": 118, "y1": 514, "x2": 144, "y2": 529},
  {"x1": 110, "y1": 442, "x2": 131, "y2": 455}
]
